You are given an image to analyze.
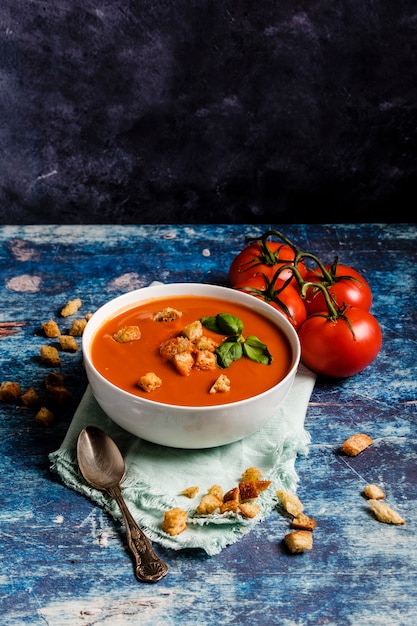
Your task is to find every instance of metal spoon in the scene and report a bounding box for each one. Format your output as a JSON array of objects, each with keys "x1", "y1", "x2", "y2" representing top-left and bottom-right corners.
[{"x1": 76, "y1": 425, "x2": 168, "y2": 583}]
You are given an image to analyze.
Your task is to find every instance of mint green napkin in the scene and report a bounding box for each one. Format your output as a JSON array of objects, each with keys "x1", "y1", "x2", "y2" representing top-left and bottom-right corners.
[{"x1": 49, "y1": 365, "x2": 315, "y2": 556}]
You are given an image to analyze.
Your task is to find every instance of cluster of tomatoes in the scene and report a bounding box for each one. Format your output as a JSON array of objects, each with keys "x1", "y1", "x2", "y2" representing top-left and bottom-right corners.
[{"x1": 229, "y1": 230, "x2": 383, "y2": 379}]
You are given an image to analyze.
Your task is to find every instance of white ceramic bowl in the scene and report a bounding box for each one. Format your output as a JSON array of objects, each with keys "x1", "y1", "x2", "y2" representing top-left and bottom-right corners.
[{"x1": 82, "y1": 283, "x2": 301, "y2": 449}]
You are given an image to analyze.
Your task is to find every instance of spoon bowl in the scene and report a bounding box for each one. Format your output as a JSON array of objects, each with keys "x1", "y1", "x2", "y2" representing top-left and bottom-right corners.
[{"x1": 77, "y1": 426, "x2": 168, "y2": 583}]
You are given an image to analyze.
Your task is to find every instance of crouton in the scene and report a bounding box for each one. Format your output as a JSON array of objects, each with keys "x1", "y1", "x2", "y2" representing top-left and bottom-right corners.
[
  {"x1": 291, "y1": 513, "x2": 317, "y2": 532},
  {"x1": 40, "y1": 345, "x2": 61, "y2": 367},
  {"x1": 173, "y1": 351, "x2": 194, "y2": 376},
  {"x1": 220, "y1": 500, "x2": 240, "y2": 514},
  {"x1": 363, "y1": 484, "x2": 386, "y2": 500},
  {"x1": 276, "y1": 490, "x2": 304, "y2": 517},
  {"x1": 112, "y1": 325, "x2": 141, "y2": 343},
  {"x1": 21, "y1": 386, "x2": 40, "y2": 408},
  {"x1": 0, "y1": 381, "x2": 22, "y2": 403},
  {"x1": 59, "y1": 335, "x2": 78, "y2": 352},
  {"x1": 368, "y1": 499, "x2": 406, "y2": 525},
  {"x1": 194, "y1": 349, "x2": 217, "y2": 370},
  {"x1": 60, "y1": 298, "x2": 82, "y2": 317},
  {"x1": 239, "y1": 502, "x2": 261, "y2": 518},
  {"x1": 45, "y1": 371, "x2": 65, "y2": 389},
  {"x1": 42, "y1": 318, "x2": 60, "y2": 337},
  {"x1": 340, "y1": 433, "x2": 373, "y2": 456},
  {"x1": 194, "y1": 336, "x2": 218, "y2": 352},
  {"x1": 209, "y1": 374, "x2": 231, "y2": 394},
  {"x1": 162, "y1": 507, "x2": 187, "y2": 536},
  {"x1": 241, "y1": 467, "x2": 263, "y2": 482},
  {"x1": 223, "y1": 487, "x2": 240, "y2": 503},
  {"x1": 284, "y1": 530, "x2": 313, "y2": 553},
  {"x1": 208, "y1": 484, "x2": 224, "y2": 501},
  {"x1": 182, "y1": 320, "x2": 203, "y2": 342},
  {"x1": 239, "y1": 481, "x2": 259, "y2": 501},
  {"x1": 137, "y1": 372, "x2": 162, "y2": 392},
  {"x1": 35, "y1": 406, "x2": 55, "y2": 426},
  {"x1": 180, "y1": 486, "x2": 199, "y2": 498},
  {"x1": 69, "y1": 318, "x2": 87, "y2": 336},
  {"x1": 153, "y1": 307, "x2": 182, "y2": 322},
  {"x1": 196, "y1": 493, "x2": 222, "y2": 515}
]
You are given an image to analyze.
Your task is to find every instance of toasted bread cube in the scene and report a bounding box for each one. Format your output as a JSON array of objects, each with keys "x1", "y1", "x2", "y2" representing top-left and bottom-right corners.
[
  {"x1": 284, "y1": 530, "x2": 313, "y2": 553},
  {"x1": 194, "y1": 336, "x2": 218, "y2": 352},
  {"x1": 61, "y1": 298, "x2": 82, "y2": 317},
  {"x1": 113, "y1": 325, "x2": 141, "y2": 343},
  {"x1": 180, "y1": 486, "x2": 199, "y2": 498},
  {"x1": 368, "y1": 499, "x2": 406, "y2": 525},
  {"x1": 45, "y1": 371, "x2": 65, "y2": 389},
  {"x1": 159, "y1": 336, "x2": 192, "y2": 360},
  {"x1": 0, "y1": 381, "x2": 22, "y2": 403},
  {"x1": 21, "y1": 386, "x2": 40, "y2": 408},
  {"x1": 196, "y1": 493, "x2": 222, "y2": 515},
  {"x1": 276, "y1": 490, "x2": 304, "y2": 517},
  {"x1": 69, "y1": 318, "x2": 87, "y2": 336},
  {"x1": 182, "y1": 320, "x2": 203, "y2": 342},
  {"x1": 363, "y1": 484, "x2": 386, "y2": 500},
  {"x1": 59, "y1": 335, "x2": 78, "y2": 352},
  {"x1": 40, "y1": 345, "x2": 61, "y2": 367},
  {"x1": 194, "y1": 349, "x2": 217, "y2": 371},
  {"x1": 137, "y1": 372, "x2": 162, "y2": 392},
  {"x1": 220, "y1": 500, "x2": 240, "y2": 514},
  {"x1": 340, "y1": 433, "x2": 373, "y2": 456},
  {"x1": 153, "y1": 307, "x2": 182, "y2": 322},
  {"x1": 254, "y1": 480, "x2": 271, "y2": 493},
  {"x1": 239, "y1": 502, "x2": 261, "y2": 518},
  {"x1": 241, "y1": 467, "x2": 263, "y2": 482},
  {"x1": 173, "y1": 351, "x2": 194, "y2": 376},
  {"x1": 223, "y1": 487, "x2": 240, "y2": 503},
  {"x1": 35, "y1": 406, "x2": 55, "y2": 426},
  {"x1": 208, "y1": 484, "x2": 224, "y2": 500},
  {"x1": 209, "y1": 374, "x2": 231, "y2": 394},
  {"x1": 47, "y1": 385, "x2": 74, "y2": 405},
  {"x1": 291, "y1": 513, "x2": 317, "y2": 531},
  {"x1": 162, "y1": 507, "x2": 187, "y2": 536},
  {"x1": 42, "y1": 318, "x2": 60, "y2": 338},
  {"x1": 239, "y1": 481, "x2": 259, "y2": 502}
]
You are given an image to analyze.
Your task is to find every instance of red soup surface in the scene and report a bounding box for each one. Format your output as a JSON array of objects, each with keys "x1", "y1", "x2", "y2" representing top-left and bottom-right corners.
[{"x1": 91, "y1": 295, "x2": 293, "y2": 407}]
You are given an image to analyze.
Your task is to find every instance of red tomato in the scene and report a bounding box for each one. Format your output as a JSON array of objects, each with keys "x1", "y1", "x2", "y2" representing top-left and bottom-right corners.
[
  {"x1": 303, "y1": 264, "x2": 373, "y2": 315},
  {"x1": 234, "y1": 273, "x2": 307, "y2": 329},
  {"x1": 298, "y1": 306, "x2": 382, "y2": 378},
  {"x1": 229, "y1": 242, "x2": 307, "y2": 287}
]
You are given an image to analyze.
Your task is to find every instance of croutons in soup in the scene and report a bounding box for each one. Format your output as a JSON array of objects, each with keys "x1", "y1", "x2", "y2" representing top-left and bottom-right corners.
[{"x1": 91, "y1": 295, "x2": 293, "y2": 407}]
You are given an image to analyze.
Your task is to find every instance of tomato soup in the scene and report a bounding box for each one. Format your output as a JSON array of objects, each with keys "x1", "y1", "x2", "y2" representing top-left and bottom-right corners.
[{"x1": 91, "y1": 295, "x2": 293, "y2": 406}]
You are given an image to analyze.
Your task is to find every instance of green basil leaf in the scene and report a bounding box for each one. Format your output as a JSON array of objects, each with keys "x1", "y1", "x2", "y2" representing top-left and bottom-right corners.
[
  {"x1": 201, "y1": 315, "x2": 221, "y2": 333},
  {"x1": 215, "y1": 341, "x2": 243, "y2": 369},
  {"x1": 216, "y1": 313, "x2": 244, "y2": 335},
  {"x1": 243, "y1": 335, "x2": 273, "y2": 365}
]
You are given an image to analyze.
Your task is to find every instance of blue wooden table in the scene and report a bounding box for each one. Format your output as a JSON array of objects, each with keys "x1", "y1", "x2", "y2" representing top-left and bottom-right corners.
[{"x1": 1, "y1": 224, "x2": 416, "y2": 625}]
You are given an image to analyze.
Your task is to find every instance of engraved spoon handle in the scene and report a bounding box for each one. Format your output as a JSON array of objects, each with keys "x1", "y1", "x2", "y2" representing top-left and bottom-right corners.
[{"x1": 108, "y1": 485, "x2": 168, "y2": 583}]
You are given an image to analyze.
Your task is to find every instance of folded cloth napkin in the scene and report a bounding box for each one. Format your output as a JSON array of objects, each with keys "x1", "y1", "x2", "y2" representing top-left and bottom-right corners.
[{"x1": 49, "y1": 364, "x2": 315, "y2": 556}]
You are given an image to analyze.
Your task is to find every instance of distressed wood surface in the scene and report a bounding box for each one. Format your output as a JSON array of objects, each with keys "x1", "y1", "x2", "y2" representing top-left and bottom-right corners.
[{"x1": 0, "y1": 224, "x2": 416, "y2": 625}]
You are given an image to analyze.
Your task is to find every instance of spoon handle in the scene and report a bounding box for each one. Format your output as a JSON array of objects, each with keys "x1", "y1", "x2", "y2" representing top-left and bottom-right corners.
[{"x1": 108, "y1": 485, "x2": 168, "y2": 583}]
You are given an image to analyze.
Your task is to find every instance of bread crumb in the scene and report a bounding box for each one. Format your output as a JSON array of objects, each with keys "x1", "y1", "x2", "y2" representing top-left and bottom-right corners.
[
  {"x1": 42, "y1": 318, "x2": 60, "y2": 337},
  {"x1": 137, "y1": 372, "x2": 162, "y2": 392},
  {"x1": 363, "y1": 484, "x2": 386, "y2": 500},
  {"x1": 162, "y1": 507, "x2": 187, "y2": 535},
  {"x1": 368, "y1": 499, "x2": 406, "y2": 525},
  {"x1": 61, "y1": 298, "x2": 82, "y2": 317},
  {"x1": 340, "y1": 433, "x2": 373, "y2": 456},
  {"x1": 40, "y1": 345, "x2": 61, "y2": 367},
  {"x1": 59, "y1": 335, "x2": 78, "y2": 352},
  {"x1": 35, "y1": 406, "x2": 55, "y2": 426},
  {"x1": 276, "y1": 490, "x2": 304, "y2": 517},
  {"x1": 284, "y1": 530, "x2": 313, "y2": 553},
  {"x1": 113, "y1": 325, "x2": 141, "y2": 343},
  {"x1": 0, "y1": 381, "x2": 22, "y2": 403}
]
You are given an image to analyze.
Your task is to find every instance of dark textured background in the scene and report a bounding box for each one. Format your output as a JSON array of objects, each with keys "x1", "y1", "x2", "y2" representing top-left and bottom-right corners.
[{"x1": 1, "y1": 1, "x2": 416, "y2": 224}]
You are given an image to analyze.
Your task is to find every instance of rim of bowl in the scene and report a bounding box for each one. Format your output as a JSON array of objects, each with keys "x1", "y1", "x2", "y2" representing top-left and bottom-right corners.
[{"x1": 82, "y1": 282, "x2": 301, "y2": 412}]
